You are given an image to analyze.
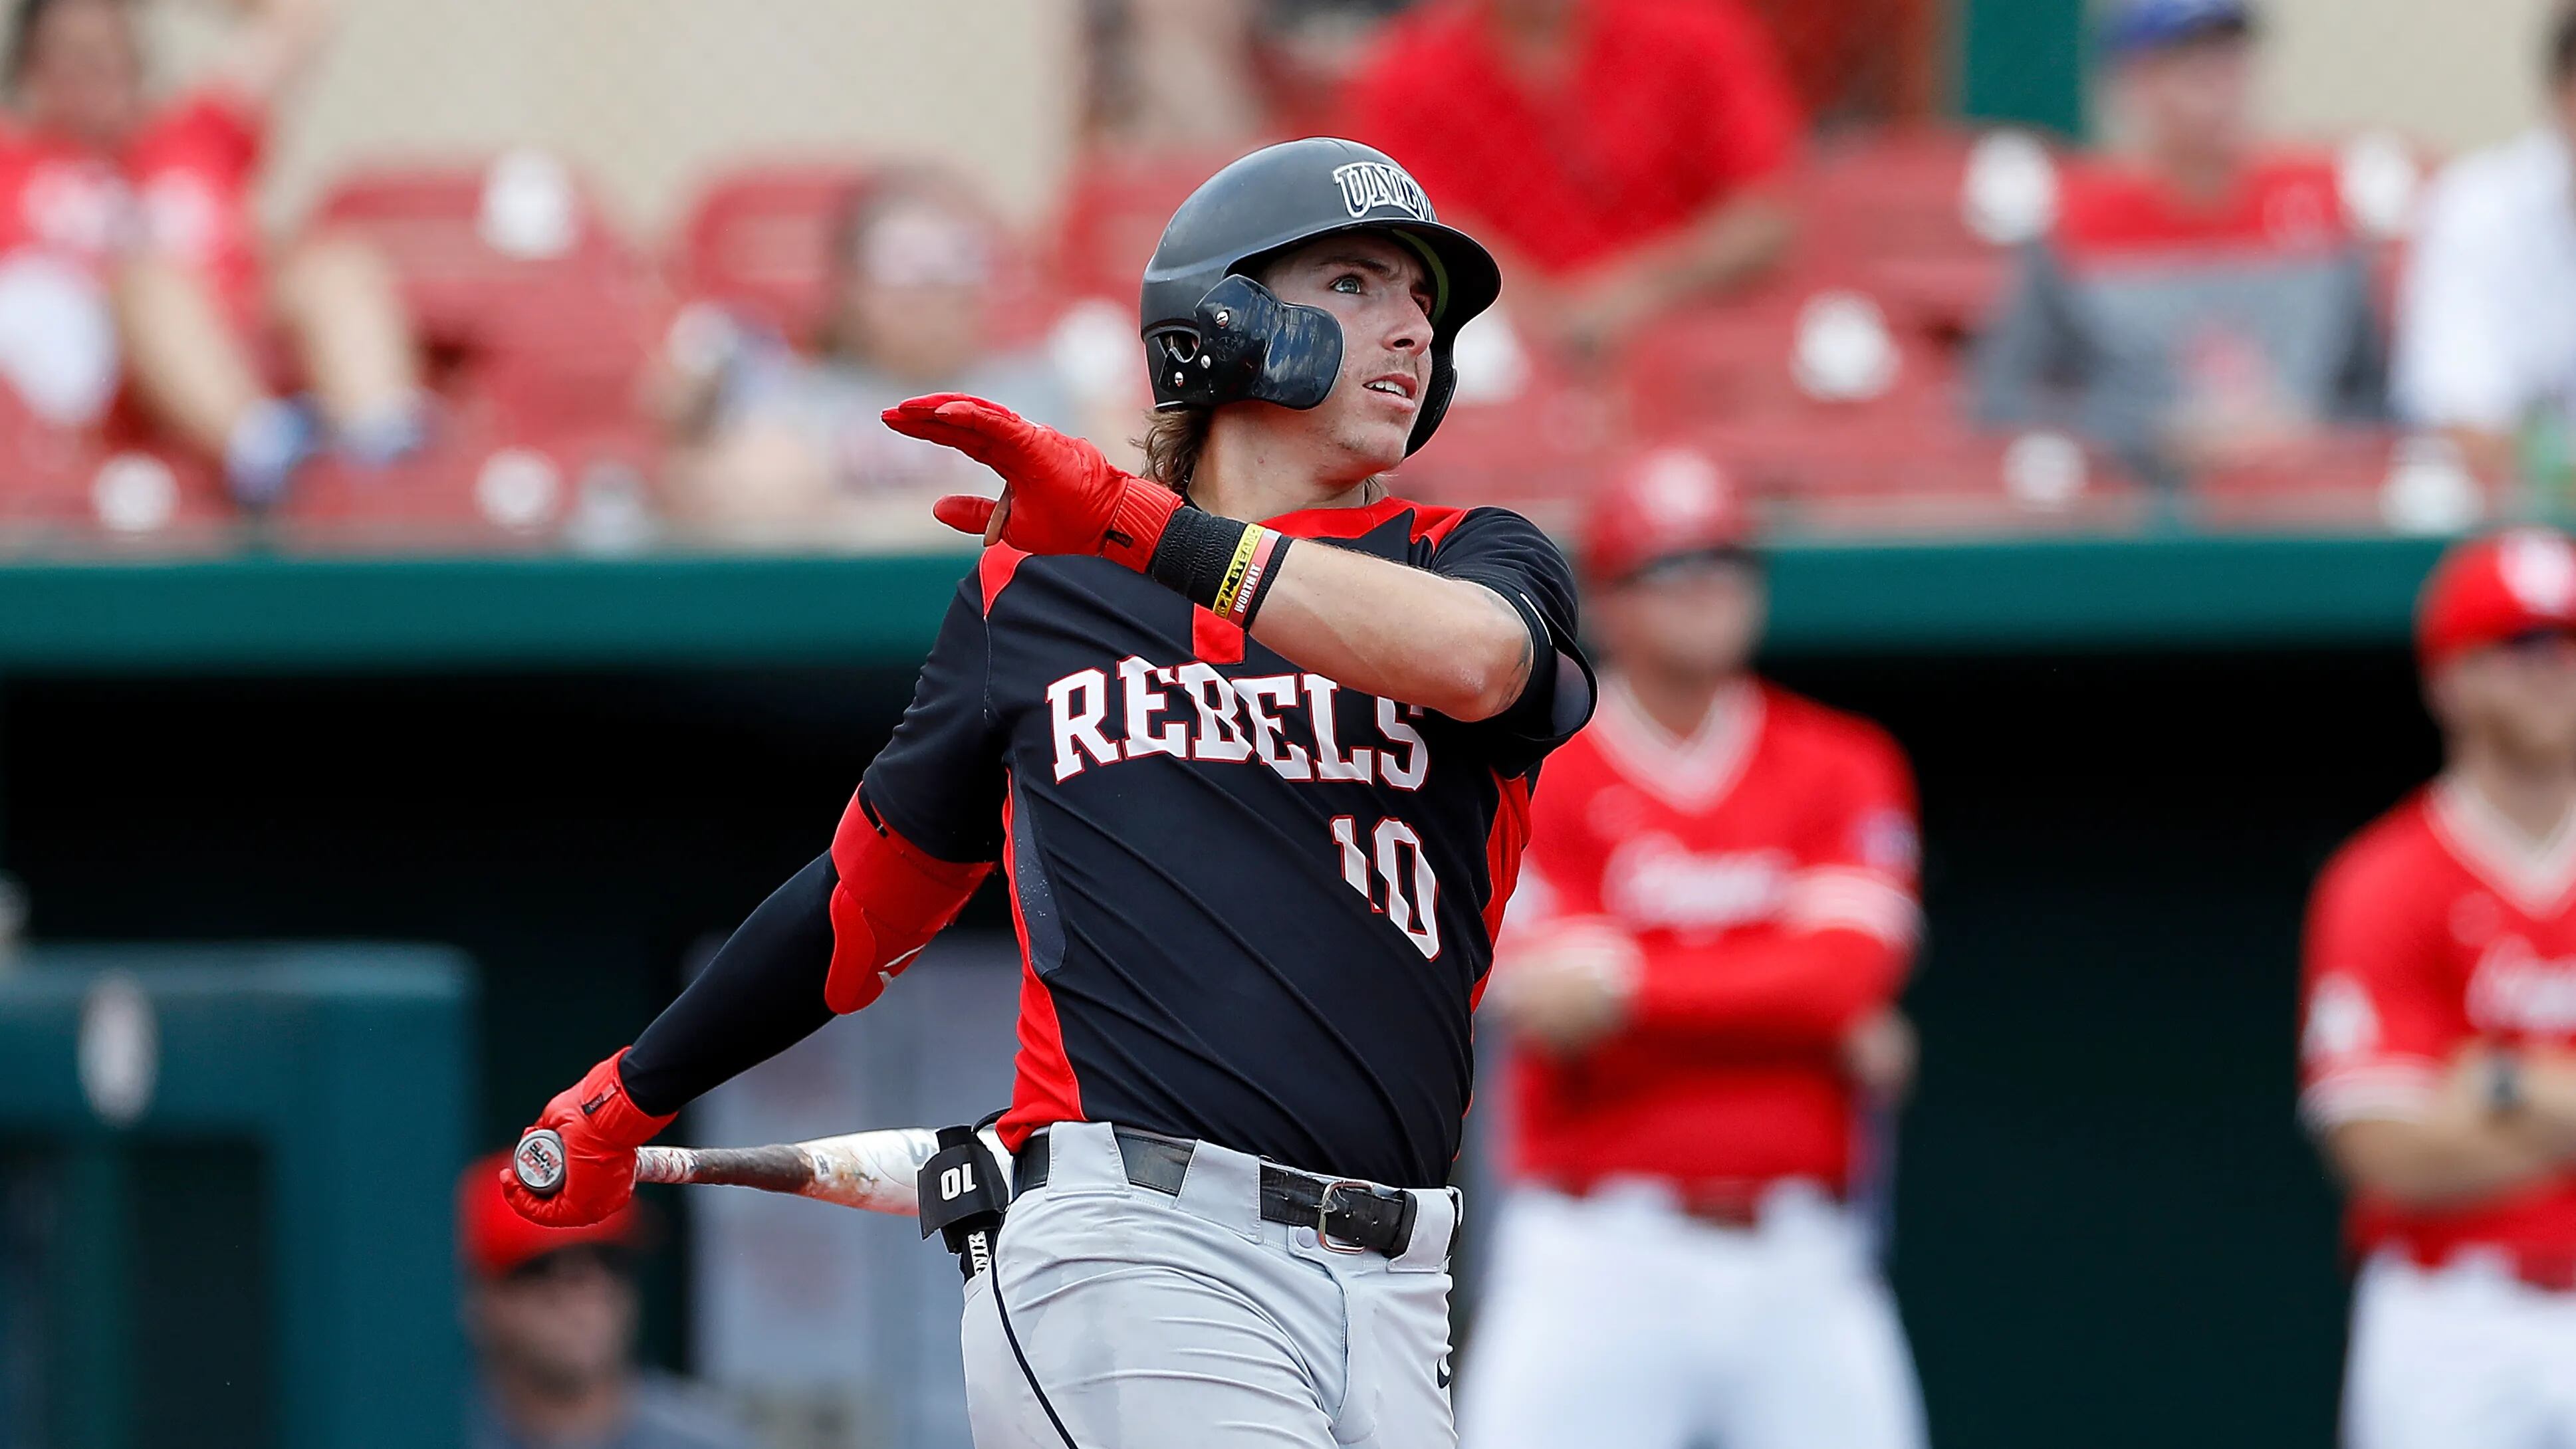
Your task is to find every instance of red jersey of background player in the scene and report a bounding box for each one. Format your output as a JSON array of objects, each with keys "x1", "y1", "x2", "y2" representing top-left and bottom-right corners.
[
  {"x1": 1501, "y1": 447, "x2": 1921, "y2": 1198},
  {"x1": 2301, "y1": 778, "x2": 2576, "y2": 1264}
]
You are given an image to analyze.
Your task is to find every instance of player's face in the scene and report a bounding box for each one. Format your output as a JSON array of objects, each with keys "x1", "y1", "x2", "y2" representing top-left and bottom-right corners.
[
  {"x1": 2436, "y1": 632, "x2": 2576, "y2": 765},
  {"x1": 836, "y1": 198, "x2": 993, "y2": 384},
  {"x1": 467, "y1": 1248, "x2": 639, "y2": 1391},
  {"x1": 1595, "y1": 552, "x2": 1766, "y2": 681},
  {"x1": 2120, "y1": 34, "x2": 2252, "y2": 167},
  {"x1": 17, "y1": 0, "x2": 142, "y2": 147},
  {"x1": 1258, "y1": 232, "x2": 1436, "y2": 482}
]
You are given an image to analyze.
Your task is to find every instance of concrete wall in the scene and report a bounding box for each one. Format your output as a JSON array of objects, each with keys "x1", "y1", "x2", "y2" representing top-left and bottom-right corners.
[
  {"x1": 139, "y1": 0, "x2": 1078, "y2": 240},
  {"x1": 2256, "y1": 0, "x2": 2559, "y2": 150}
]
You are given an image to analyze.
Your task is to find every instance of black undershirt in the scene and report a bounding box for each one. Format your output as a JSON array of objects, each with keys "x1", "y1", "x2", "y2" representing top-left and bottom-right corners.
[{"x1": 620, "y1": 851, "x2": 838, "y2": 1117}]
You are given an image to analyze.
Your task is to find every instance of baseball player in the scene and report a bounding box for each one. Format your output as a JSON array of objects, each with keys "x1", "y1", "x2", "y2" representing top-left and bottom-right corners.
[
  {"x1": 2300, "y1": 528, "x2": 2576, "y2": 1449},
  {"x1": 502, "y1": 138, "x2": 1593, "y2": 1449},
  {"x1": 1464, "y1": 446, "x2": 1927, "y2": 1449}
]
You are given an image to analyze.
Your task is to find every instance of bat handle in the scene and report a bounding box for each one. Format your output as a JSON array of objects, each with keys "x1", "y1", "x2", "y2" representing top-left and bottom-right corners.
[{"x1": 513, "y1": 1128, "x2": 568, "y2": 1197}]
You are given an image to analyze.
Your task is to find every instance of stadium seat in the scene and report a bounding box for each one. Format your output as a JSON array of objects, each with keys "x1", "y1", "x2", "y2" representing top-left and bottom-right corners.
[
  {"x1": 1796, "y1": 125, "x2": 2037, "y2": 340},
  {"x1": 1689, "y1": 412, "x2": 2143, "y2": 534},
  {"x1": 674, "y1": 163, "x2": 870, "y2": 342},
  {"x1": 310, "y1": 154, "x2": 663, "y2": 365},
  {"x1": 2187, "y1": 429, "x2": 2470, "y2": 532},
  {"x1": 1051, "y1": 146, "x2": 1248, "y2": 304}
]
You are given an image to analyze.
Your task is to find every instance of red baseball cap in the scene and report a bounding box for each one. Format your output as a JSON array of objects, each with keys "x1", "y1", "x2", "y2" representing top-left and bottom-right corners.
[
  {"x1": 2417, "y1": 527, "x2": 2576, "y2": 668},
  {"x1": 457, "y1": 1149, "x2": 643, "y2": 1279},
  {"x1": 1583, "y1": 444, "x2": 1753, "y2": 584}
]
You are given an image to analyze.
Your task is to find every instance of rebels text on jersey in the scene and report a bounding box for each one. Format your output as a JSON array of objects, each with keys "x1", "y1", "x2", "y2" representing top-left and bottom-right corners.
[
  {"x1": 2301, "y1": 780, "x2": 2576, "y2": 1261},
  {"x1": 862, "y1": 496, "x2": 1592, "y2": 1189}
]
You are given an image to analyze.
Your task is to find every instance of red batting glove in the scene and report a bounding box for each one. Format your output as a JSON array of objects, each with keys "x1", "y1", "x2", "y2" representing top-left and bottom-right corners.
[
  {"x1": 881, "y1": 393, "x2": 1181, "y2": 570},
  {"x1": 498, "y1": 1048, "x2": 676, "y2": 1228}
]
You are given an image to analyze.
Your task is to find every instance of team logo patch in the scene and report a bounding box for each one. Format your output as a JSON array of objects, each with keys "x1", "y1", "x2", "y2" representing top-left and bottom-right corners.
[
  {"x1": 2500, "y1": 529, "x2": 2576, "y2": 616},
  {"x1": 1332, "y1": 162, "x2": 1431, "y2": 222}
]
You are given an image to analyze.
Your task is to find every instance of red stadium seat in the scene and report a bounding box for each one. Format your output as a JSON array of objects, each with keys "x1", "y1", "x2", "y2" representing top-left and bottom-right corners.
[
  {"x1": 1796, "y1": 126, "x2": 2033, "y2": 340},
  {"x1": 311, "y1": 156, "x2": 663, "y2": 375},
  {"x1": 1052, "y1": 146, "x2": 1248, "y2": 303},
  {"x1": 2186, "y1": 430, "x2": 2480, "y2": 532},
  {"x1": 1690, "y1": 412, "x2": 2144, "y2": 534},
  {"x1": 674, "y1": 163, "x2": 870, "y2": 342}
]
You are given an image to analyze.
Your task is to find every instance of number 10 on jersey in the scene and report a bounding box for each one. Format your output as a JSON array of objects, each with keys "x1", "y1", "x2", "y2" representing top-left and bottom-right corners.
[{"x1": 1332, "y1": 816, "x2": 1441, "y2": 960}]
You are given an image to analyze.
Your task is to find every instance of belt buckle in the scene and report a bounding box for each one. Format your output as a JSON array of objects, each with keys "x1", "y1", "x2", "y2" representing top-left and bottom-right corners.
[{"x1": 1316, "y1": 1179, "x2": 1376, "y2": 1255}]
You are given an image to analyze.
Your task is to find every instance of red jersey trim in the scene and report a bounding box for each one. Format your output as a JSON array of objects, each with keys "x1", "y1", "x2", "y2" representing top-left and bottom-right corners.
[
  {"x1": 1191, "y1": 606, "x2": 1246, "y2": 665},
  {"x1": 1472, "y1": 770, "x2": 1536, "y2": 1014},
  {"x1": 1260, "y1": 493, "x2": 1469, "y2": 546},
  {"x1": 978, "y1": 543, "x2": 1029, "y2": 618},
  {"x1": 993, "y1": 788, "x2": 1082, "y2": 1151}
]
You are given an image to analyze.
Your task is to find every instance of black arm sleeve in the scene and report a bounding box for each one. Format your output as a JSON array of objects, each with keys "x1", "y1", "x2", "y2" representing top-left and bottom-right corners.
[
  {"x1": 620, "y1": 852, "x2": 838, "y2": 1117},
  {"x1": 619, "y1": 568, "x2": 1009, "y2": 1115}
]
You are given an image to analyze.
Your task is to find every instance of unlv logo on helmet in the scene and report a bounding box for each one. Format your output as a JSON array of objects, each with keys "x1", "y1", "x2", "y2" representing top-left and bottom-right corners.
[{"x1": 1331, "y1": 162, "x2": 1431, "y2": 222}]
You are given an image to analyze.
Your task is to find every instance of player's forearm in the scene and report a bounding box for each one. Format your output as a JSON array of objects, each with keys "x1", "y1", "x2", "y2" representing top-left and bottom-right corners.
[
  {"x1": 1250, "y1": 542, "x2": 1534, "y2": 721},
  {"x1": 1626, "y1": 929, "x2": 1904, "y2": 1045},
  {"x1": 2325, "y1": 1115, "x2": 2567, "y2": 1211},
  {"x1": 620, "y1": 853, "x2": 839, "y2": 1116}
]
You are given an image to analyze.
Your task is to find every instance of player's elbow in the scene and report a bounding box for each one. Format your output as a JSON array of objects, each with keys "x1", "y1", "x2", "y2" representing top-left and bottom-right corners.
[{"x1": 1431, "y1": 631, "x2": 1533, "y2": 723}]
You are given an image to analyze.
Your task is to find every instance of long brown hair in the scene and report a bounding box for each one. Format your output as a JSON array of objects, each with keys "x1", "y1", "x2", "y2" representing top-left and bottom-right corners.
[{"x1": 1136, "y1": 405, "x2": 1211, "y2": 495}]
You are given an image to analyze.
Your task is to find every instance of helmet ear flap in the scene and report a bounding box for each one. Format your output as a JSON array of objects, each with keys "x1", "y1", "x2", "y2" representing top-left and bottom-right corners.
[{"x1": 1149, "y1": 275, "x2": 1344, "y2": 413}]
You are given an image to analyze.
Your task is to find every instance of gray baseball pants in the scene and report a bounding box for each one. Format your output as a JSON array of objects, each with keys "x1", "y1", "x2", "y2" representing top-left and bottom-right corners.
[{"x1": 960, "y1": 1120, "x2": 1463, "y2": 1448}]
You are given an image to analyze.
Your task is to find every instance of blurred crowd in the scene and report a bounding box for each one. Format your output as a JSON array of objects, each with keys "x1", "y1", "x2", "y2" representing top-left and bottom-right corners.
[{"x1": 3, "y1": 0, "x2": 2573, "y2": 546}]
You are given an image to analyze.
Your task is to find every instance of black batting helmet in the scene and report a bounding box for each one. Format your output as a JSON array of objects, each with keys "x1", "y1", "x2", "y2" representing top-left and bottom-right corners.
[{"x1": 1139, "y1": 138, "x2": 1502, "y2": 457}]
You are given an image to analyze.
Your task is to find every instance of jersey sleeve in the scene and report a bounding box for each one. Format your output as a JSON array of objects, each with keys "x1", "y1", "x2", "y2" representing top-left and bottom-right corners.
[
  {"x1": 1778, "y1": 725, "x2": 1921, "y2": 950},
  {"x1": 858, "y1": 569, "x2": 1010, "y2": 864},
  {"x1": 1425, "y1": 507, "x2": 1597, "y2": 779},
  {"x1": 2297, "y1": 847, "x2": 2459, "y2": 1132}
]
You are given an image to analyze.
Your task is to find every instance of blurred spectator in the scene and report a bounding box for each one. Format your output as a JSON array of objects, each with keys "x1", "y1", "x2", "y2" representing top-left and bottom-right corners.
[
  {"x1": 667, "y1": 167, "x2": 1086, "y2": 544},
  {"x1": 1973, "y1": 0, "x2": 2385, "y2": 492},
  {"x1": 3, "y1": 0, "x2": 426, "y2": 506},
  {"x1": 1080, "y1": 0, "x2": 1267, "y2": 150},
  {"x1": 1344, "y1": 0, "x2": 1801, "y2": 359},
  {"x1": 2393, "y1": 5, "x2": 2576, "y2": 485},
  {"x1": 1468, "y1": 447, "x2": 1925, "y2": 1449},
  {"x1": 459, "y1": 1153, "x2": 749, "y2": 1449}
]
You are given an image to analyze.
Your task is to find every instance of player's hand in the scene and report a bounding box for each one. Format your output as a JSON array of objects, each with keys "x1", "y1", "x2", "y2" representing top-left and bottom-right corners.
[
  {"x1": 1841, "y1": 1008, "x2": 1919, "y2": 1103},
  {"x1": 882, "y1": 394, "x2": 1181, "y2": 570},
  {"x1": 1490, "y1": 917, "x2": 1641, "y2": 1054},
  {"x1": 499, "y1": 1049, "x2": 676, "y2": 1228}
]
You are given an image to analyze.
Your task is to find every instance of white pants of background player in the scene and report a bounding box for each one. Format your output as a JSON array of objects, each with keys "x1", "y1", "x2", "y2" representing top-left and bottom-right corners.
[
  {"x1": 961, "y1": 1120, "x2": 1464, "y2": 1449},
  {"x1": 1460, "y1": 1180, "x2": 1926, "y2": 1449},
  {"x1": 2346, "y1": 1250, "x2": 2576, "y2": 1448}
]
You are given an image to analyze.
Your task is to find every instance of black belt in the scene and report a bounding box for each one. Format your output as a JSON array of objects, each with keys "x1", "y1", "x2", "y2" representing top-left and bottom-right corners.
[{"x1": 1014, "y1": 1126, "x2": 1421, "y2": 1259}]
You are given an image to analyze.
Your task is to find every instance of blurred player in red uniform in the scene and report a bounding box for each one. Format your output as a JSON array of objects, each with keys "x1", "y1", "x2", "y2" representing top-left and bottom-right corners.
[
  {"x1": 2301, "y1": 528, "x2": 2576, "y2": 1449},
  {"x1": 1463, "y1": 445, "x2": 1927, "y2": 1449},
  {"x1": 3, "y1": 0, "x2": 422, "y2": 502}
]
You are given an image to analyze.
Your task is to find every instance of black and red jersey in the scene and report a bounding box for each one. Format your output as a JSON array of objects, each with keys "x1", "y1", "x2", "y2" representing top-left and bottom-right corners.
[{"x1": 860, "y1": 496, "x2": 1589, "y2": 1188}]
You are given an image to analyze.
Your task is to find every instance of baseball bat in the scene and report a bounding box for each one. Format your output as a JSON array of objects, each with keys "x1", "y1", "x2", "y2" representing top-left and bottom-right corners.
[{"x1": 513, "y1": 1125, "x2": 941, "y2": 1216}]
